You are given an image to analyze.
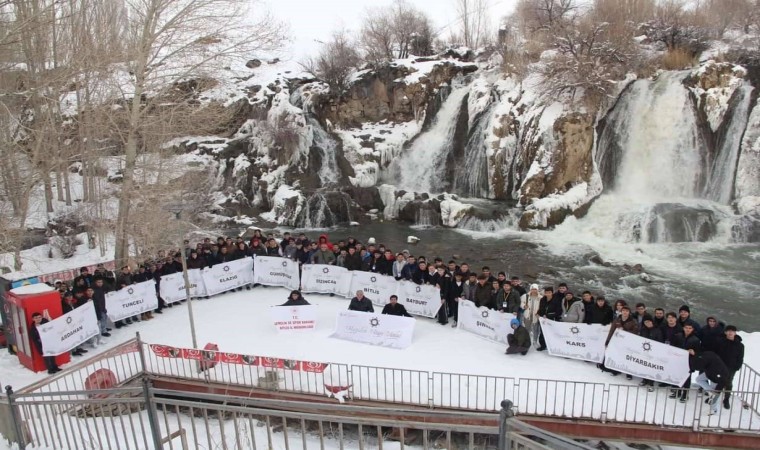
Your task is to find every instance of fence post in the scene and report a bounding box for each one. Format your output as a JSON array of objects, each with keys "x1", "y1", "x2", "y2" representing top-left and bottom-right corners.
[
  {"x1": 142, "y1": 378, "x2": 164, "y2": 449},
  {"x1": 498, "y1": 399, "x2": 514, "y2": 450},
  {"x1": 136, "y1": 332, "x2": 147, "y2": 375},
  {"x1": 4, "y1": 386, "x2": 25, "y2": 448}
]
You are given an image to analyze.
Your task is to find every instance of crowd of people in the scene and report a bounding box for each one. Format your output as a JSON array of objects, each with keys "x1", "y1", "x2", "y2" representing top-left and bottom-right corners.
[{"x1": 40, "y1": 231, "x2": 745, "y2": 411}]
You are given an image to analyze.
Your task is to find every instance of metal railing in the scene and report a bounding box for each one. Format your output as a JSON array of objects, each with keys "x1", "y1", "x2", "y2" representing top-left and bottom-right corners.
[
  {"x1": 11, "y1": 336, "x2": 760, "y2": 436},
  {"x1": 7, "y1": 382, "x2": 502, "y2": 450}
]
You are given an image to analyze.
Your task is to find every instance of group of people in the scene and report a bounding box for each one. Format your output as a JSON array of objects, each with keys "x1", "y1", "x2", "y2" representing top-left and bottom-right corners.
[{"x1": 36, "y1": 231, "x2": 745, "y2": 411}]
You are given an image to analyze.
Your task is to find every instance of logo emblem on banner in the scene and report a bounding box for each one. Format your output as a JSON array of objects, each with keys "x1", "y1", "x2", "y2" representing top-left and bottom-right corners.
[
  {"x1": 643, "y1": 342, "x2": 652, "y2": 352},
  {"x1": 127, "y1": 288, "x2": 134, "y2": 295},
  {"x1": 282, "y1": 261, "x2": 288, "y2": 267},
  {"x1": 415, "y1": 286, "x2": 421, "y2": 293},
  {"x1": 370, "y1": 317, "x2": 379, "y2": 327},
  {"x1": 223, "y1": 266, "x2": 230, "y2": 272},
  {"x1": 481, "y1": 310, "x2": 489, "y2": 318},
  {"x1": 570, "y1": 326, "x2": 579, "y2": 335},
  {"x1": 323, "y1": 267, "x2": 330, "y2": 274},
  {"x1": 66, "y1": 317, "x2": 73, "y2": 324},
  {"x1": 370, "y1": 276, "x2": 377, "y2": 282}
]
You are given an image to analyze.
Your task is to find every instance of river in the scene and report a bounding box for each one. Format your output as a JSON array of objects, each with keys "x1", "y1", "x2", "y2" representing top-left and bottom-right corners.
[{"x1": 262, "y1": 221, "x2": 760, "y2": 332}]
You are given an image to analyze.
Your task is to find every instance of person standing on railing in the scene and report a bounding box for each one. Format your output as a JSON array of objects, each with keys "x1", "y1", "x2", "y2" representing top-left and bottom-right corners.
[{"x1": 717, "y1": 325, "x2": 744, "y2": 409}]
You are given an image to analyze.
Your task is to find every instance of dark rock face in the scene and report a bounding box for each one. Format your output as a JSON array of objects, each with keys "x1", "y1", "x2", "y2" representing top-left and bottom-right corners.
[
  {"x1": 644, "y1": 203, "x2": 718, "y2": 243},
  {"x1": 732, "y1": 214, "x2": 760, "y2": 243},
  {"x1": 294, "y1": 191, "x2": 364, "y2": 228},
  {"x1": 347, "y1": 186, "x2": 384, "y2": 211}
]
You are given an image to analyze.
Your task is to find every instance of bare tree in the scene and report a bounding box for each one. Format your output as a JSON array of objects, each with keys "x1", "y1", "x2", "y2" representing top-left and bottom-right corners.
[
  {"x1": 359, "y1": 0, "x2": 436, "y2": 63},
  {"x1": 453, "y1": 0, "x2": 492, "y2": 49},
  {"x1": 303, "y1": 30, "x2": 362, "y2": 93},
  {"x1": 107, "y1": 0, "x2": 287, "y2": 263}
]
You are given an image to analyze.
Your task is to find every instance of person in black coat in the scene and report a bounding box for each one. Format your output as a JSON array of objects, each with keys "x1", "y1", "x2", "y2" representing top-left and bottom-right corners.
[
  {"x1": 411, "y1": 261, "x2": 431, "y2": 285},
  {"x1": 281, "y1": 290, "x2": 311, "y2": 306},
  {"x1": 536, "y1": 287, "x2": 563, "y2": 351},
  {"x1": 61, "y1": 293, "x2": 88, "y2": 357},
  {"x1": 344, "y1": 247, "x2": 364, "y2": 271},
  {"x1": 29, "y1": 312, "x2": 60, "y2": 374},
  {"x1": 638, "y1": 315, "x2": 664, "y2": 389},
  {"x1": 672, "y1": 322, "x2": 701, "y2": 402},
  {"x1": 90, "y1": 279, "x2": 111, "y2": 337},
  {"x1": 691, "y1": 351, "x2": 731, "y2": 414},
  {"x1": 186, "y1": 250, "x2": 207, "y2": 269},
  {"x1": 348, "y1": 291, "x2": 374, "y2": 313},
  {"x1": 445, "y1": 272, "x2": 465, "y2": 324},
  {"x1": 381, "y1": 295, "x2": 412, "y2": 317},
  {"x1": 717, "y1": 325, "x2": 744, "y2": 408},
  {"x1": 701, "y1": 316, "x2": 725, "y2": 353},
  {"x1": 587, "y1": 296, "x2": 613, "y2": 325}
]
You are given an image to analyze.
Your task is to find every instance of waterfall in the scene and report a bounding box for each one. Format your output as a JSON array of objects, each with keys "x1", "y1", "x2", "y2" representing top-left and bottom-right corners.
[
  {"x1": 453, "y1": 100, "x2": 496, "y2": 198},
  {"x1": 394, "y1": 82, "x2": 469, "y2": 193},
  {"x1": 557, "y1": 72, "x2": 739, "y2": 244},
  {"x1": 309, "y1": 117, "x2": 341, "y2": 187},
  {"x1": 604, "y1": 72, "x2": 709, "y2": 198},
  {"x1": 704, "y1": 84, "x2": 754, "y2": 204}
]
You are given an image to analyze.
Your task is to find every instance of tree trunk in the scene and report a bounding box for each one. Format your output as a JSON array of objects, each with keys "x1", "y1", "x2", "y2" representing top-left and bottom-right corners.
[
  {"x1": 55, "y1": 168, "x2": 64, "y2": 201},
  {"x1": 63, "y1": 164, "x2": 72, "y2": 205},
  {"x1": 42, "y1": 161, "x2": 54, "y2": 213}
]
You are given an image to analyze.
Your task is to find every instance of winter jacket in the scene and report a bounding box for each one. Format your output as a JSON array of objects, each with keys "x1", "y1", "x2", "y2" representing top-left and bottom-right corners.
[
  {"x1": 521, "y1": 293, "x2": 542, "y2": 323},
  {"x1": 538, "y1": 296, "x2": 563, "y2": 321},
  {"x1": 446, "y1": 280, "x2": 465, "y2": 302},
  {"x1": 689, "y1": 351, "x2": 730, "y2": 389},
  {"x1": 508, "y1": 325, "x2": 531, "y2": 349},
  {"x1": 312, "y1": 250, "x2": 336, "y2": 265},
  {"x1": 661, "y1": 323, "x2": 684, "y2": 346},
  {"x1": 266, "y1": 246, "x2": 280, "y2": 257},
  {"x1": 116, "y1": 273, "x2": 133, "y2": 287},
  {"x1": 281, "y1": 295, "x2": 310, "y2": 306},
  {"x1": 374, "y1": 258, "x2": 394, "y2": 276},
  {"x1": 382, "y1": 303, "x2": 412, "y2": 317},
  {"x1": 563, "y1": 300, "x2": 585, "y2": 323},
  {"x1": 250, "y1": 244, "x2": 268, "y2": 257},
  {"x1": 92, "y1": 285, "x2": 108, "y2": 319},
  {"x1": 344, "y1": 253, "x2": 363, "y2": 271},
  {"x1": 498, "y1": 288, "x2": 521, "y2": 314},
  {"x1": 317, "y1": 234, "x2": 335, "y2": 252},
  {"x1": 474, "y1": 283, "x2": 494, "y2": 309},
  {"x1": 392, "y1": 261, "x2": 407, "y2": 279},
  {"x1": 463, "y1": 282, "x2": 477, "y2": 302},
  {"x1": 29, "y1": 319, "x2": 49, "y2": 354},
  {"x1": 283, "y1": 244, "x2": 298, "y2": 260},
  {"x1": 681, "y1": 332, "x2": 702, "y2": 355},
  {"x1": 348, "y1": 297, "x2": 374, "y2": 313},
  {"x1": 678, "y1": 317, "x2": 702, "y2": 337},
  {"x1": 639, "y1": 324, "x2": 665, "y2": 342},
  {"x1": 606, "y1": 315, "x2": 638, "y2": 345},
  {"x1": 430, "y1": 273, "x2": 451, "y2": 297},
  {"x1": 587, "y1": 302, "x2": 613, "y2": 325},
  {"x1": 717, "y1": 336, "x2": 744, "y2": 372},
  {"x1": 411, "y1": 269, "x2": 431, "y2": 285},
  {"x1": 400, "y1": 264, "x2": 416, "y2": 281},
  {"x1": 186, "y1": 255, "x2": 206, "y2": 270},
  {"x1": 701, "y1": 320, "x2": 725, "y2": 353}
]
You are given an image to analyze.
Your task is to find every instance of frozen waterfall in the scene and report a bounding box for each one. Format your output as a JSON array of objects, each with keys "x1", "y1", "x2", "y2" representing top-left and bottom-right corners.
[
  {"x1": 393, "y1": 83, "x2": 469, "y2": 193},
  {"x1": 564, "y1": 72, "x2": 746, "y2": 244},
  {"x1": 309, "y1": 117, "x2": 341, "y2": 187}
]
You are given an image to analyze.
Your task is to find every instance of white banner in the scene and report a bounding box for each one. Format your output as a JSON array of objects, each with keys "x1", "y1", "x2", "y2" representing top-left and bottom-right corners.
[
  {"x1": 203, "y1": 258, "x2": 255, "y2": 296},
  {"x1": 270, "y1": 305, "x2": 318, "y2": 332},
  {"x1": 105, "y1": 281, "x2": 159, "y2": 322},
  {"x1": 456, "y1": 300, "x2": 513, "y2": 345},
  {"x1": 253, "y1": 256, "x2": 300, "y2": 290},
  {"x1": 604, "y1": 329, "x2": 691, "y2": 386},
  {"x1": 539, "y1": 318, "x2": 609, "y2": 363},
  {"x1": 301, "y1": 265, "x2": 351, "y2": 296},
  {"x1": 395, "y1": 281, "x2": 440, "y2": 318},
  {"x1": 38, "y1": 302, "x2": 100, "y2": 356},
  {"x1": 159, "y1": 269, "x2": 207, "y2": 304},
  {"x1": 348, "y1": 272, "x2": 398, "y2": 307},
  {"x1": 330, "y1": 310, "x2": 415, "y2": 349}
]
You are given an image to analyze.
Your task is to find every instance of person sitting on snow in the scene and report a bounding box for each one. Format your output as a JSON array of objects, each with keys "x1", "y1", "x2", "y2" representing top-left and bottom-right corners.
[
  {"x1": 348, "y1": 290, "x2": 374, "y2": 313},
  {"x1": 506, "y1": 318, "x2": 530, "y2": 356},
  {"x1": 281, "y1": 290, "x2": 310, "y2": 306},
  {"x1": 381, "y1": 295, "x2": 412, "y2": 317}
]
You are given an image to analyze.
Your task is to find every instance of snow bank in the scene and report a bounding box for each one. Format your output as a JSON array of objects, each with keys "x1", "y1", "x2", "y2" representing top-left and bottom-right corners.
[
  {"x1": 260, "y1": 184, "x2": 304, "y2": 225},
  {"x1": 439, "y1": 197, "x2": 474, "y2": 228},
  {"x1": 522, "y1": 174, "x2": 602, "y2": 228},
  {"x1": 689, "y1": 61, "x2": 747, "y2": 132},
  {"x1": 736, "y1": 101, "x2": 760, "y2": 198},
  {"x1": 737, "y1": 196, "x2": 760, "y2": 216}
]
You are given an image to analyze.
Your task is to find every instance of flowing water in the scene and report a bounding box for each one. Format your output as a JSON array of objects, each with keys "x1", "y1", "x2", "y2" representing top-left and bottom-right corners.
[{"x1": 394, "y1": 82, "x2": 469, "y2": 193}]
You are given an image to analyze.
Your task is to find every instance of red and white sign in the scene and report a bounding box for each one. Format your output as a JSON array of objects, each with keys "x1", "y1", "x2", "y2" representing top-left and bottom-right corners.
[{"x1": 270, "y1": 305, "x2": 317, "y2": 332}]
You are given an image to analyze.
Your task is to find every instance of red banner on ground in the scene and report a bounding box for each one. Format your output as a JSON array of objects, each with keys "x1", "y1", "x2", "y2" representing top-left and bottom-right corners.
[{"x1": 149, "y1": 344, "x2": 328, "y2": 373}]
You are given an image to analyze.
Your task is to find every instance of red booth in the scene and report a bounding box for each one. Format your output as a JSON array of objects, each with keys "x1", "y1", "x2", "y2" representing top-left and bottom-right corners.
[{"x1": 5, "y1": 284, "x2": 71, "y2": 372}]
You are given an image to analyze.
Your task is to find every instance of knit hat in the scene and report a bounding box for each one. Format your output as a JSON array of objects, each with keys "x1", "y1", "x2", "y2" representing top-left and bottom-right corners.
[
  {"x1": 530, "y1": 283, "x2": 539, "y2": 290},
  {"x1": 679, "y1": 305, "x2": 690, "y2": 313},
  {"x1": 510, "y1": 318, "x2": 520, "y2": 328}
]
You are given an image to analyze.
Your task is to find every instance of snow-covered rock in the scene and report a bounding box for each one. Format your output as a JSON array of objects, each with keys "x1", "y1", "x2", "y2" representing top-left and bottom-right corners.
[
  {"x1": 736, "y1": 101, "x2": 760, "y2": 199},
  {"x1": 439, "y1": 197, "x2": 474, "y2": 228}
]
